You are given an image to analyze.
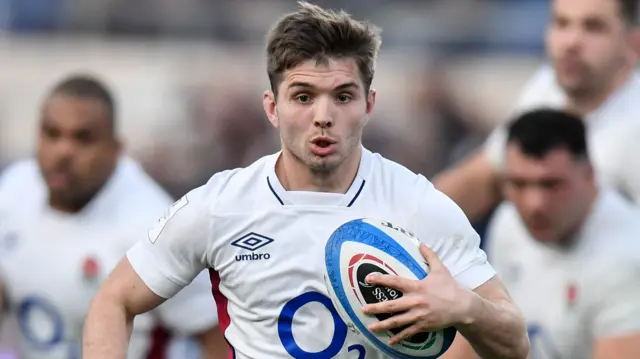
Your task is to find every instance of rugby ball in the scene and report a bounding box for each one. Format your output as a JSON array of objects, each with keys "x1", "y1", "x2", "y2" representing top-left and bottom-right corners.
[{"x1": 324, "y1": 218, "x2": 457, "y2": 359}]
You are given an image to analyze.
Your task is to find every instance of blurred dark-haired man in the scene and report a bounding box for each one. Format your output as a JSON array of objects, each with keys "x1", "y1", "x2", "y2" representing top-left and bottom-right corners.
[
  {"x1": 487, "y1": 108, "x2": 640, "y2": 359},
  {"x1": 0, "y1": 74, "x2": 227, "y2": 359}
]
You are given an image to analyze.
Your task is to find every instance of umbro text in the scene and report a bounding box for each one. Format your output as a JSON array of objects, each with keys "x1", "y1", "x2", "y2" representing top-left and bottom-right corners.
[{"x1": 235, "y1": 253, "x2": 271, "y2": 261}]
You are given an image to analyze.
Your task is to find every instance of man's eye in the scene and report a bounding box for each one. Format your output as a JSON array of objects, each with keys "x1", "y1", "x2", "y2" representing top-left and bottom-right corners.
[
  {"x1": 337, "y1": 94, "x2": 353, "y2": 103},
  {"x1": 296, "y1": 95, "x2": 310, "y2": 103}
]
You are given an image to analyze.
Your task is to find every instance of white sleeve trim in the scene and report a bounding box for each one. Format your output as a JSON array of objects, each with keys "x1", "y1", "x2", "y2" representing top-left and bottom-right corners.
[
  {"x1": 127, "y1": 243, "x2": 185, "y2": 299},
  {"x1": 453, "y1": 261, "x2": 496, "y2": 290}
]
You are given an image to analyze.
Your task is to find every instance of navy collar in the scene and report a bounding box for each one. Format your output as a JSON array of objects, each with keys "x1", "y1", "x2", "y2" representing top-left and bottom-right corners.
[{"x1": 266, "y1": 147, "x2": 371, "y2": 207}]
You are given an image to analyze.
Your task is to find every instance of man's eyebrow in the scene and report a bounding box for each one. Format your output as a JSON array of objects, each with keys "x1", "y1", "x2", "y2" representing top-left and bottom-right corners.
[{"x1": 287, "y1": 81, "x2": 360, "y2": 90}]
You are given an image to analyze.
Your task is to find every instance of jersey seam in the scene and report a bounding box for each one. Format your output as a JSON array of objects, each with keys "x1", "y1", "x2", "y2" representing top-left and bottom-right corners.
[{"x1": 450, "y1": 254, "x2": 490, "y2": 280}]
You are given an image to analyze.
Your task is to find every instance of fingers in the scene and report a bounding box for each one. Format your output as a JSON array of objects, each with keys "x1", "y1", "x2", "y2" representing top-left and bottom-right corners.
[
  {"x1": 367, "y1": 311, "x2": 415, "y2": 332},
  {"x1": 388, "y1": 324, "x2": 424, "y2": 345},
  {"x1": 419, "y1": 243, "x2": 443, "y2": 270},
  {"x1": 365, "y1": 273, "x2": 415, "y2": 292},
  {"x1": 388, "y1": 322, "x2": 447, "y2": 345},
  {"x1": 362, "y1": 296, "x2": 413, "y2": 316}
]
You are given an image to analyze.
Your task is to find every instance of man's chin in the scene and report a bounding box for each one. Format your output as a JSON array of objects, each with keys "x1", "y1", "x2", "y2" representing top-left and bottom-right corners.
[
  {"x1": 307, "y1": 161, "x2": 332, "y2": 172},
  {"x1": 307, "y1": 156, "x2": 341, "y2": 172},
  {"x1": 47, "y1": 184, "x2": 74, "y2": 195},
  {"x1": 48, "y1": 188, "x2": 79, "y2": 203},
  {"x1": 529, "y1": 229, "x2": 557, "y2": 244},
  {"x1": 556, "y1": 76, "x2": 590, "y2": 97}
]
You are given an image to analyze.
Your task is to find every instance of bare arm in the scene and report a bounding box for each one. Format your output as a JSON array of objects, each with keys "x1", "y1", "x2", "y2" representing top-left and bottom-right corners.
[
  {"x1": 83, "y1": 257, "x2": 166, "y2": 359},
  {"x1": 433, "y1": 150, "x2": 501, "y2": 222},
  {"x1": 594, "y1": 333, "x2": 640, "y2": 359},
  {"x1": 444, "y1": 276, "x2": 529, "y2": 359},
  {"x1": 195, "y1": 327, "x2": 229, "y2": 359},
  {"x1": 438, "y1": 333, "x2": 480, "y2": 359}
]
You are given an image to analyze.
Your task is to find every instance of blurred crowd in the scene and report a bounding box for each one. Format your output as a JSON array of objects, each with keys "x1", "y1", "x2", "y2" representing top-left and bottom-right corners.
[
  {"x1": 2, "y1": 0, "x2": 548, "y2": 48},
  {"x1": 0, "y1": 0, "x2": 549, "y2": 198}
]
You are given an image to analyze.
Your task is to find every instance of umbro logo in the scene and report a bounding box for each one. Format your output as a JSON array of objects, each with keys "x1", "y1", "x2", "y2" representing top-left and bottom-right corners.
[{"x1": 232, "y1": 232, "x2": 274, "y2": 261}]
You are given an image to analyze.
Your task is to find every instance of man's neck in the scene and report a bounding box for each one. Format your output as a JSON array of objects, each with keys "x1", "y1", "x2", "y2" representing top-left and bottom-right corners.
[
  {"x1": 48, "y1": 164, "x2": 117, "y2": 214},
  {"x1": 49, "y1": 195, "x2": 93, "y2": 214},
  {"x1": 276, "y1": 147, "x2": 362, "y2": 193},
  {"x1": 565, "y1": 64, "x2": 634, "y2": 117}
]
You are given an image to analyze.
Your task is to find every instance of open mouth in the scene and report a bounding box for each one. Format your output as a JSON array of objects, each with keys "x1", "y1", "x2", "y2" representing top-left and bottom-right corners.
[
  {"x1": 314, "y1": 139, "x2": 333, "y2": 148},
  {"x1": 310, "y1": 137, "x2": 336, "y2": 155}
]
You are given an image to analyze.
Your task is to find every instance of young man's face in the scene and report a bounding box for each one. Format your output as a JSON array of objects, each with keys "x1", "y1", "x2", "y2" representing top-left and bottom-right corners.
[{"x1": 263, "y1": 57, "x2": 376, "y2": 173}]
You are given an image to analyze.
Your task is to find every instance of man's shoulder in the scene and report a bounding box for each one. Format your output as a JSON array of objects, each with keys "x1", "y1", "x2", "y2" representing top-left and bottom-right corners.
[
  {"x1": 0, "y1": 158, "x2": 40, "y2": 190},
  {"x1": 370, "y1": 153, "x2": 482, "y2": 241},
  {"x1": 139, "y1": 156, "x2": 277, "y2": 246},
  {"x1": 184, "y1": 153, "x2": 278, "y2": 211},
  {"x1": 108, "y1": 157, "x2": 174, "y2": 213},
  {"x1": 486, "y1": 202, "x2": 528, "y2": 247},
  {"x1": 594, "y1": 116, "x2": 640, "y2": 152},
  {"x1": 512, "y1": 64, "x2": 564, "y2": 114},
  {"x1": 368, "y1": 151, "x2": 431, "y2": 198},
  {"x1": 0, "y1": 158, "x2": 44, "y2": 212},
  {"x1": 603, "y1": 71, "x2": 640, "y2": 118},
  {"x1": 586, "y1": 190, "x2": 640, "y2": 254}
]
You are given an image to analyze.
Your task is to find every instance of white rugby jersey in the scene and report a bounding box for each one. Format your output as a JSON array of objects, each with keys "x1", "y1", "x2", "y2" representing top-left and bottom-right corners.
[
  {"x1": 484, "y1": 65, "x2": 640, "y2": 202},
  {"x1": 487, "y1": 189, "x2": 640, "y2": 359},
  {"x1": 0, "y1": 158, "x2": 218, "y2": 359},
  {"x1": 127, "y1": 147, "x2": 496, "y2": 359}
]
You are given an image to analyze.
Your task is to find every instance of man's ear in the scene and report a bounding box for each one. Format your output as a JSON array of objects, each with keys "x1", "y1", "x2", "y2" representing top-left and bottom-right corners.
[
  {"x1": 364, "y1": 88, "x2": 377, "y2": 125},
  {"x1": 263, "y1": 90, "x2": 279, "y2": 128}
]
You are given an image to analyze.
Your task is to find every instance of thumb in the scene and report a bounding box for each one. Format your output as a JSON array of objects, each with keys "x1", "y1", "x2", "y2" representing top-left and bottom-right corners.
[{"x1": 419, "y1": 243, "x2": 443, "y2": 271}]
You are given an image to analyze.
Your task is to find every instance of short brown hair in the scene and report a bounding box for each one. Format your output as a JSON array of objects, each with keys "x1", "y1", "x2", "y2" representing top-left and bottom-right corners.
[
  {"x1": 266, "y1": 1, "x2": 382, "y2": 96},
  {"x1": 617, "y1": 0, "x2": 639, "y2": 25}
]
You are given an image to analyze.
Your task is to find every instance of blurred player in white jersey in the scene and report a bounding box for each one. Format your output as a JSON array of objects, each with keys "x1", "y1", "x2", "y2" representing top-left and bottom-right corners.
[
  {"x1": 0, "y1": 75, "x2": 228, "y2": 359},
  {"x1": 83, "y1": 2, "x2": 529, "y2": 359},
  {"x1": 435, "y1": 0, "x2": 640, "y2": 221},
  {"x1": 487, "y1": 109, "x2": 640, "y2": 359}
]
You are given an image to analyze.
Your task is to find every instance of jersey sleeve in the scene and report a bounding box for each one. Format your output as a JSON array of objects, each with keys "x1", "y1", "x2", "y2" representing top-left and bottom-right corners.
[
  {"x1": 155, "y1": 270, "x2": 218, "y2": 335},
  {"x1": 414, "y1": 184, "x2": 496, "y2": 290},
  {"x1": 126, "y1": 185, "x2": 212, "y2": 299},
  {"x1": 483, "y1": 125, "x2": 508, "y2": 171},
  {"x1": 590, "y1": 256, "x2": 640, "y2": 338}
]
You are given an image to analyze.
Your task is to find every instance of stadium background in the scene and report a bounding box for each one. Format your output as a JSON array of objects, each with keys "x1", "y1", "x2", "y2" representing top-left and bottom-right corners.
[
  {"x1": 0, "y1": 0, "x2": 552, "y2": 356},
  {"x1": 0, "y1": 0, "x2": 551, "y2": 197}
]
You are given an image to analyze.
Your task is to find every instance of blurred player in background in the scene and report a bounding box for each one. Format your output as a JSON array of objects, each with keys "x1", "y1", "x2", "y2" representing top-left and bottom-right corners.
[
  {"x1": 487, "y1": 109, "x2": 640, "y2": 359},
  {"x1": 435, "y1": 0, "x2": 640, "y2": 220},
  {"x1": 83, "y1": 2, "x2": 529, "y2": 359},
  {"x1": 0, "y1": 75, "x2": 227, "y2": 359}
]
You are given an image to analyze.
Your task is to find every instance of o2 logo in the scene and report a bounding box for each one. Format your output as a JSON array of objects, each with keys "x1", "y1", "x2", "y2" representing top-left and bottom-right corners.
[
  {"x1": 18, "y1": 296, "x2": 80, "y2": 359},
  {"x1": 527, "y1": 323, "x2": 561, "y2": 359},
  {"x1": 278, "y1": 291, "x2": 366, "y2": 358}
]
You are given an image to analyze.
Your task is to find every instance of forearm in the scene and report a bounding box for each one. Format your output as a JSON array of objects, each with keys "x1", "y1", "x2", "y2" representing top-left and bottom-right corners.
[
  {"x1": 196, "y1": 326, "x2": 230, "y2": 359},
  {"x1": 83, "y1": 291, "x2": 135, "y2": 359},
  {"x1": 457, "y1": 292, "x2": 529, "y2": 359}
]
